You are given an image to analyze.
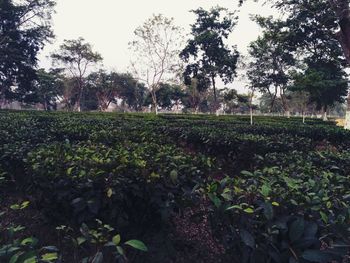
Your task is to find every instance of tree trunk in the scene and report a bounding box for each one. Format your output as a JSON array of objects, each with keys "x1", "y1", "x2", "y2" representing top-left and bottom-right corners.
[
  {"x1": 75, "y1": 102, "x2": 81, "y2": 112},
  {"x1": 269, "y1": 90, "x2": 278, "y2": 113},
  {"x1": 285, "y1": 110, "x2": 291, "y2": 118},
  {"x1": 0, "y1": 92, "x2": 8, "y2": 109},
  {"x1": 212, "y1": 75, "x2": 217, "y2": 103},
  {"x1": 250, "y1": 107, "x2": 253, "y2": 125},
  {"x1": 75, "y1": 77, "x2": 84, "y2": 112},
  {"x1": 280, "y1": 88, "x2": 290, "y2": 118},
  {"x1": 211, "y1": 75, "x2": 219, "y2": 115},
  {"x1": 346, "y1": 97, "x2": 350, "y2": 129},
  {"x1": 249, "y1": 91, "x2": 254, "y2": 125},
  {"x1": 330, "y1": 0, "x2": 350, "y2": 62},
  {"x1": 322, "y1": 106, "x2": 328, "y2": 121},
  {"x1": 150, "y1": 88, "x2": 158, "y2": 115}
]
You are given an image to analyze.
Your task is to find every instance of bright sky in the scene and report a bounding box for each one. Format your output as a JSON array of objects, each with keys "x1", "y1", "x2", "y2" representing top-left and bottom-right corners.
[{"x1": 38, "y1": 0, "x2": 277, "y2": 92}]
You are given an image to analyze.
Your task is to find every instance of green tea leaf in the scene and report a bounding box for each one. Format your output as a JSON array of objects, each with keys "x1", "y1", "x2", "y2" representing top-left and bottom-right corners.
[
  {"x1": 107, "y1": 188, "x2": 113, "y2": 198},
  {"x1": 244, "y1": 207, "x2": 254, "y2": 214},
  {"x1": 116, "y1": 246, "x2": 124, "y2": 255},
  {"x1": 41, "y1": 252, "x2": 58, "y2": 262},
  {"x1": 112, "y1": 234, "x2": 121, "y2": 245},
  {"x1": 21, "y1": 237, "x2": 38, "y2": 246},
  {"x1": 124, "y1": 240, "x2": 148, "y2": 252},
  {"x1": 320, "y1": 211, "x2": 328, "y2": 224},
  {"x1": 170, "y1": 170, "x2": 178, "y2": 183},
  {"x1": 208, "y1": 193, "x2": 221, "y2": 208}
]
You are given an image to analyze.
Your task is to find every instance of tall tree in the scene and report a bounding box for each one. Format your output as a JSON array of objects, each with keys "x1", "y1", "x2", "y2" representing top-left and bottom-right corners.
[
  {"x1": 86, "y1": 70, "x2": 119, "y2": 112},
  {"x1": 51, "y1": 38, "x2": 102, "y2": 112},
  {"x1": 180, "y1": 6, "x2": 239, "y2": 113},
  {"x1": 29, "y1": 69, "x2": 64, "y2": 110},
  {"x1": 59, "y1": 77, "x2": 78, "y2": 111},
  {"x1": 239, "y1": 0, "x2": 350, "y2": 127},
  {"x1": 87, "y1": 71, "x2": 143, "y2": 112},
  {"x1": 247, "y1": 16, "x2": 295, "y2": 116},
  {"x1": 181, "y1": 78, "x2": 205, "y2": 113},
  {"x1": 238, "y1": 0, "x2": 350, "y2": 65},
  {"x1": 145, "y1": 83, "x2": 185, "y2": 111},
  {"x1": 0, "y1": 0, "x2": 55, "y2": 106},
  {"x1": 129, "y1": 14, "x2": 183, "y2": 114},
  {"x1": 290, "y1": 61, "x2": 348, "y2": 120},
  {"x1": 118, "y1": 78, "x2": 147, "y2": 112},
  {"x1": 272, "y1": 0, "x2": 350, "y2": 122},
  {"x1": 223, "y1": 89, "x2": 251, "y2": 114}
]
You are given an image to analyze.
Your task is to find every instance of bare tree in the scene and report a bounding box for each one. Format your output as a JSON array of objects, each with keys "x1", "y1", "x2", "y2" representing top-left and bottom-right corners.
[{"x1": 129, "y1": 14, "x2": 184, "y2": 114}]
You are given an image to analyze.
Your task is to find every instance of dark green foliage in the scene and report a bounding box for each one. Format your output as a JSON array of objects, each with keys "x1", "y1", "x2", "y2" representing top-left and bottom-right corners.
[
  {"x1": 27, "y1": 69, "x2": 64, "y2": 110},
  {"x1": 290, "y1": 62, "x2": 348, "y2": 111},
  {"x1": 0, "y1": 0, "x2": 55, "y2": 102},
  {"x1": 86, "y1": 71, "x2": 145, "y2": 111},
  {"x1": 247, "y1": 16, "x2": 295, "y2": 113},
  {"x1": 1, "y1": 111, "x2": 350, "y2": 262},
  {"x1": 180, "y1": 6, "x2": 239, "y2": 107},
  {"x1": 145, "y1": 83, "x2": 185, "y2": 110},
  {"x1": 223, "y1": 89, "x2": 252, "y2": 113}
]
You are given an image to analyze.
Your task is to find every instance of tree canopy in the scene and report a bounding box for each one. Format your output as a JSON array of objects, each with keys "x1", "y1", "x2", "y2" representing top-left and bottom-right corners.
[
  {"x1": 180, "y1": 6, "x2": 239, "y2": 111},
  {"x1": 0, "y1": 0, "x2": 55, "y2": 102},
  {"x1": 51, "y1": 37, "x2": 102, "y2": 111}
]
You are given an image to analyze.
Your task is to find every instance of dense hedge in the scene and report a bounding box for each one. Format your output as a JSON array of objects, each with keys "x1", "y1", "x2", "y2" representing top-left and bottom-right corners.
[{"x1": 1, "y1": 110, "x2": 350, "y2": 262}]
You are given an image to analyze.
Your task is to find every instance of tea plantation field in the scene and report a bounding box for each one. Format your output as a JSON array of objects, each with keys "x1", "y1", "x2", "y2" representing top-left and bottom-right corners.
[{"x1": 1, "y1": 111, "x2": 350, "y2": 263}]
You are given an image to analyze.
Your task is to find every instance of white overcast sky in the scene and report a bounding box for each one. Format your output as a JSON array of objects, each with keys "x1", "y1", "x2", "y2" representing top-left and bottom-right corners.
[{"x1": 38, "y1": 0, "x2": 277, "y2": 92}]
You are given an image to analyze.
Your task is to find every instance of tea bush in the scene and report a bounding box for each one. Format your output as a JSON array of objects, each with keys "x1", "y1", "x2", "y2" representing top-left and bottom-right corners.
[{"x1": 1, "y1": 110, "x2": 350, "y2": 262}]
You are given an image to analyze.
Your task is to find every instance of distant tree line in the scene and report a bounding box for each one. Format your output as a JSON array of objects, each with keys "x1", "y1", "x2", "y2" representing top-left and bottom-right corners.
[{"x1": 0, "y1": 0, "x2": 348, "y2": 120}]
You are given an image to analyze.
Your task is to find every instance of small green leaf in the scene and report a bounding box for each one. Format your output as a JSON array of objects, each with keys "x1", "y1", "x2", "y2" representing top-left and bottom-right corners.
[
  {"x1": 124, "y1": 240, "x2": 148, "y2": 252},
  {"x1": 107, "y1": 188, "x2": 113, "y2": 198},
  {"x1": 23, "y1": 256, "x2": 37, "y2": 263},
  {"x1": 261, "y1": 184, "x2": 271, "y2": 197},
  {"x1": 226, "y1": 205, "x2": 242, "y2": 211},
  {"x1": 208, "y1": 193, "x2": 221, "y2": 208},
  {"x1": 150, "y1": 172, "x2": 160, "y2": 179},
  {"x1": 77, "y1": 237, "x2": 86, "y2": 246},
  {"x1": 10, "y1": 204, "x2": 20, "y2": 210},
  {"x1": 41, "y1": 252, "x2": 58, "y2": 262},
  {"x1": 21, "y1": 201, "x2": 30, "y2": 209},
  {"x1": 170, "y1": 170, "x2": 178, "y2": 183},
  {"x1": 244, "y1": 207, "x2": 254, "y2": 214},
  {"x1": 67, "y1": 167, "x2": 73, "y2": 175},
  {"x1": 112, "y1": 234, "x2": 121, "y2": 245},
  {"x1": 241, "y1": 170, "x2": 254, "y2": 177},
  {"x1": 9, "y1": 252, "x2": 22, "y2": 263},
  {"x1": 320, "y1": 211, "x2": 328, "y2": 224},
  {"x1": 116, "y1": 246, "x2": 124, "y2": 255},
  {"x1": 21, "y1": 237, "x2": 38, "y2": 246}
]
